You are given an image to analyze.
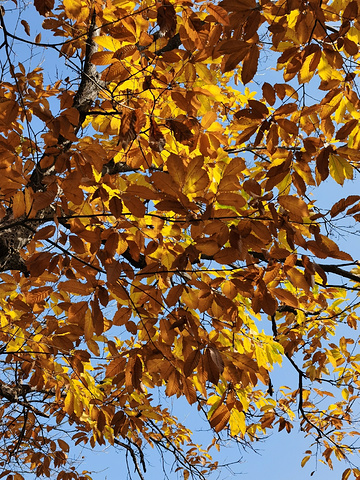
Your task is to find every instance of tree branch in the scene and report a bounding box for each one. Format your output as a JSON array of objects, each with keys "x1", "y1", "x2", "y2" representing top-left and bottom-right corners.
[{"x1": 114, "y1": 438, "x2": 146, "y2": 480}]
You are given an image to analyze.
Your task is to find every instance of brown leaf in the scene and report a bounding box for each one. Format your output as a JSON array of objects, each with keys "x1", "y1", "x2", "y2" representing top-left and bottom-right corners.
[
  {"x1": 122, "y1": 194, "x2": 146, "y2": 217},
  {"x1": 109, "y1": 196, "x2": 123, "y2": 218},
  {"x1": 272, "y1": 288, "x2": 299, "y2": 309},
  {"x1": 134, "y1": 108, "x2": 146, "y2": 134},
  {"x1": 316, "y1": 147, "x2": 331, "y2": 181},
  {"x1": 34, "y1": 0, "x2": 54, "y2": 16},
  {"x1": 343, "y1": 38, "x2": 358, "y2": 56},
  {"x1": 97, "y1": 410, "x2": 106, "y2": 433},
  {"x1": 218, "y1": 39, "x2": 247, "y2": 55},
  {"x1": 209, "y1": 404, "x2": 230, "y2": 432},
  {"x1": 335, "y1": 119, "x2": 358, "y2": 141},
  {"x1": 278, "y1": 195, "x2": 309, "y2": 218},
  {"x1": 91, "y1": 298, "x2": 104, "y2": 336},
  {"x1": 182, "y1": 377, "x2": 197, "y2": 404},
  {"x1": 330, "y1": 195, "x2": 360, "y2": 218},
  {"x1": 262, "y1": 82, "x2": 276, "y2": 106},
  {"x1": 149, "y1": 119, "x2": 166, "y2": 152},
  {"x1": 119, "y1": 110, "x2": 137, "y2": 149},
  {"x1": 241, "y1": 44, "x2": 259, "y2": 84},
  {"x1": 207, "y1": 4, "x2": 230, "y2": 25},
  {"x1": 106, "y1": 357, "x2": 126, "y2": 378},
  {"x1": 21, "y1": 20, "x2": 30, "y2": 35},
  {"x1": 68, "y1": 301, "x2": 88, "y2": 324},
  {"x1": 167, "y1": 119, "x2": 194, "y2": 144},
  {"x1": 343, "y1": 0, "x2": 358, "y2": 19},
  {"x1": 165, "y1": 370, "x2": 181, "y2": 397},
  {"x1": 157, "y1": 0, "x2": 177, "y2": 37},
  {"x1": 113, "y1": 45, "x2": 137, "y2": 60},
  {"x1": 204, "y1": 348, "x2": 221, "y2": 384},
  {"x1": 106, "y1": 260, "x2": 122, "y2": 284},
  {"x1": 183, "y1": 349, "x2": 201, "y2": 377}
]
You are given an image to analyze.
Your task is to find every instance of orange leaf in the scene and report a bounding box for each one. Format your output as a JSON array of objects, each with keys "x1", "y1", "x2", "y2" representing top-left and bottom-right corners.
[
  {"x1": 182, "y1": 377, "x2": 197, "y2": 404},
  {"x1": 278, "y1": 195, "x2": 309, "y2": 218},
  {"x1": 106, "y1": 357, "x2": 126, "y2": 378},
  {"x1": 209, "y1": 404, "x2": 230, "y2": 432},
  {"x1": 207, "y1": 4, "x2": 230, "y2": 25},
  {"x1": 272, "y1": 288, "x2": 299, "y2": 309},
  {"x1": 91, "y1": 51, "x2": 114, "y2": 65}
]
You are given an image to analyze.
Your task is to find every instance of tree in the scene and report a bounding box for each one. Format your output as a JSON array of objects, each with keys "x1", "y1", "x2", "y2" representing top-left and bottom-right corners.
[{"x1": 1, "y1": 0, "x2": 360, "y2": 478}]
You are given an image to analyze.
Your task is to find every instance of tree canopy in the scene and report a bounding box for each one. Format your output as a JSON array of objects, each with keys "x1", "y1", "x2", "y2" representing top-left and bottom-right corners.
[{"x1": 1, "y1": 0, "x2": 360, "y2": 478}]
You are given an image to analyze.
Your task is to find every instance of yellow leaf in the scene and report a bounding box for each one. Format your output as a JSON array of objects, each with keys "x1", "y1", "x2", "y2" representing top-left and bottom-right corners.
[
  {"x1": 318, "y1": 54, "x2": 343, "y2": 82},
  {"x1": 301, "y1": 455, "x2": 311, "y2": 467},
  {"x1": 229, "y1": 409, "x2": 246, "y2": 436},
  {"x1": 63, "y1": 390, "x2": 74, "y2": 416},
  {"x1": 94, "y1": 36, "x2": 122, "y2": 52},
  {"x1": 342, "y1": 388, "x2": 349, "y2": 400},
  {"x1": 63, "y1": 0, "x2": 82, "y2": 20},
  {"x1": 196, "y1": 63, "x2": 215, "y2": 84},
  {"x1": 329, "y1": 154, "x2": 353, "y2": 185},
  {"x1": 91, "y1": 51, "x2": 114, "y2": 65},
  {"x1": 298, "y1": 54, "x2": 316, "y2": 84}
]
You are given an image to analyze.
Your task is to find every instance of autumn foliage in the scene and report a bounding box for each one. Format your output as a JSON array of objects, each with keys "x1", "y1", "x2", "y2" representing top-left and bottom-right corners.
[{"x1": 2, "y1": 0, "x2": 360, "y2": 478}]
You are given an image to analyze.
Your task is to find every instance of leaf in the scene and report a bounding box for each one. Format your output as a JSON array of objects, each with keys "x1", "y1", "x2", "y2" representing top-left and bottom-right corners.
[
  {"x1": 285, "y1": 267, "x2": 310, "y2": 292},
  {"x1": 21, "y1": 20, "x2": 30, "y2": 35},
  {"x1": 106, "y1": 260, "x2": 122, "y2": 284},
  {"x1": 229, "y1": 409, "x2": 246, "y2": 436},
  {"x1": 330, "y1": 195, "x2": 360, "y2": 218},
  {"x1": 316, "y1": 147, "x2": 330, "y2": 181},
  {"x1": 207, "y1": 4, "x2": 230, "y2": 25},
  {"x1": 91, "y1": 51, "x2": 114, "y2": 65},
  {"x1": 157, "y1": 0, "x2": 177, "y2": 37},
  {"x1": 58, "y1": 439, "x2": 70, "y2": 453},
  {"x1": 34, "y1": 0, "x2": 54, "y2": 15},
  {"x1": 204, "y1": 348, "x2": 223, "y2": 384},
  {"x1": 241, "y1": 44, "x2": 259, "y2": 84},
  {"x1": 183, "y1": 349, "x2": 200, "y2": 377},
  {"x1": 182, "y1": 377, "x2": 197, "y2": 404},
  {"x1": 119, "y1": 110, "x2": 137, "y2": 149},
  {"x1": 149, "y1": 119, "x2": 166, "y2": 152},
  {"x1": 272, "y1": 288, "x2": 299, "y2": 308},
  {"x1": 167, "y1": 119, "x2": 194, "y2": 145},
  {"x1": 106, "y1": 357, "x2": 126, "y2": 378},
  {"x1": 262, "y1": 82, "x2": 276, "y2": 106},
  {"x1": 329, "y1": 154, "x2": 353, "y2": 185},
  {"x1": 63, "y1": 0, "x2": 83, "y2": 20},
  {"x1": 183, "y1": 157, "x2": 209, "y2": 195},
  {"x1": 68, "y1": 301, "x2": 88, "y2": 324},
  {"x1": 109, "y1": 196, "x2": 123, "y2": 218},
  {"x1": 182, "y1": 10, "x2": 203, "y2": 50},
  {"x1": 278, "y1": 195, "x2": 309, "y2": 218},
  {"x1": 335, "y1": 119, "x2": 358, "y2": 141},
  {"x1": 301, "y1": 455, "x2": 311, "y2": 467},
  {"x1": 209, "y1": 404, "x2": 230, "y2": 432}
]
